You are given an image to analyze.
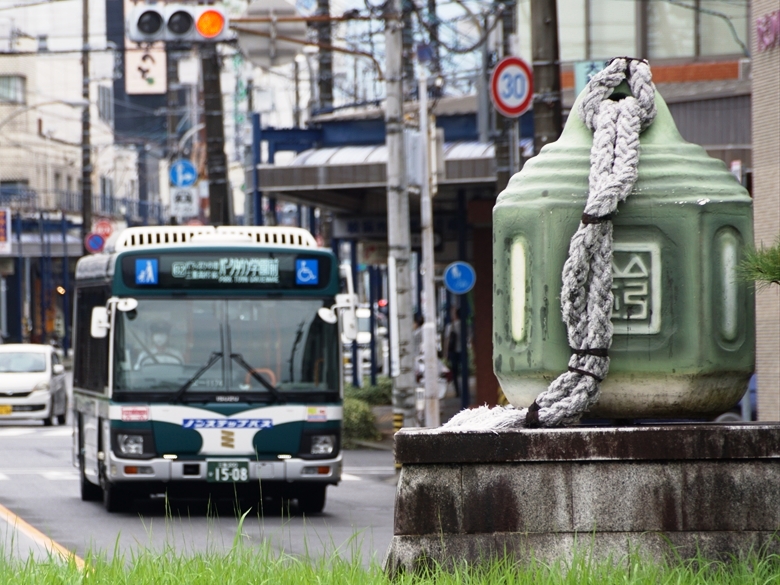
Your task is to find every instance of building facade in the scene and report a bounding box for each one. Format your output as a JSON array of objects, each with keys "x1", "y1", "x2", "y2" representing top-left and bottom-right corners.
[{"x1": 752, "y1": 0, "x2": 780, "y2": 421}]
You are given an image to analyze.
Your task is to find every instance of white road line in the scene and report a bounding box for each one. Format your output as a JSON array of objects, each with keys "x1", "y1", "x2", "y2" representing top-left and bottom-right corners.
[
  {"x1": 0, "y1": 429, "x2": 36, "y2": 437},
  {"x1": 0, "y1": 473, "x2": 8, "y2": 481},
  {"x1": 40, "y1": 429, "x2": 73, "y2": 437},
  {"x1": 343, "y1": 468, "x2": 396, "y2": 475},
  {"x1": 0, "y1": 469, "x2": 75, "y2": 476},
  {"x1": 341, "y1": 473, "x2": 362, "y2": 481},
  {"x1": 39, "y1": 471, "x2": 78, "y2": 481},
  {"x1": 0, "y1": 428, "x2": 72, "y2": 438}
]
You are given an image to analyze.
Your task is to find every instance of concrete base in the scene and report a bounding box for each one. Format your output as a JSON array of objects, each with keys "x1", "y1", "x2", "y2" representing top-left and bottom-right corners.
[{"x1": 386, "y1": 424, "x2": 780, "y2": 574}]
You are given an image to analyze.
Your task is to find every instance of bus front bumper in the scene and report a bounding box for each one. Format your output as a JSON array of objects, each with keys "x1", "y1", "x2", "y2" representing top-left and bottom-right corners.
[{"x1": 106, "y1": 451, "x2": 343, "y2": 484}]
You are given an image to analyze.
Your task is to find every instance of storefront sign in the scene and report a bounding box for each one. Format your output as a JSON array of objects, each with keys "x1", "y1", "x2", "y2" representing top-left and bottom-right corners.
[{"x1": 756, "y1": 10, "x2": 780, "y2": 52}]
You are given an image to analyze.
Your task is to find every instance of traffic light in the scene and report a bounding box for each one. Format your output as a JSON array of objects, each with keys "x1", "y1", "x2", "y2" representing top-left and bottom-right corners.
[{"x1": 127, "y1": 4, "x2": 232, "y2": 42}]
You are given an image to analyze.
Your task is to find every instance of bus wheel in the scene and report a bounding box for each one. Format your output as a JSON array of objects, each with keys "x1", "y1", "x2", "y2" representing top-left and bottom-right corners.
[
  {"x1": 297, "y1": 485, "x2": 327, "y2": 515},
  {"x1": 103, "y1": 482, "x2": 132, "y2": 513},
  {"x1": 79, "y1": 458, "x2": 103, "y2": 502}
]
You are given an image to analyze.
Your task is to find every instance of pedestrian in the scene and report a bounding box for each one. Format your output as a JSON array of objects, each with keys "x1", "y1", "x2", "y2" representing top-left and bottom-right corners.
[{"x1": 444, "y1": 308, "x2": 462, "y2": 397}]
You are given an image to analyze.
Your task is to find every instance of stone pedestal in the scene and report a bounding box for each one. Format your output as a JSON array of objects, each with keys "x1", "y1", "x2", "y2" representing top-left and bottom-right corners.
[{"x1": 386, "y1": 424, "x2": 780, "y2": 573}]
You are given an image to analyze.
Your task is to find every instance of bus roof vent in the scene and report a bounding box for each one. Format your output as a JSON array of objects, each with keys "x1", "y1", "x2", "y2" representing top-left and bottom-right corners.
[
  {"x1": 214, "y1": 226, "x2": 318, "y2": 247},
  {"x1": 108, "y1": 226, "x2": 319, "y2": 252},
  {"x1": 110, "y1": 226, "x2": 217, "y2": 252}
]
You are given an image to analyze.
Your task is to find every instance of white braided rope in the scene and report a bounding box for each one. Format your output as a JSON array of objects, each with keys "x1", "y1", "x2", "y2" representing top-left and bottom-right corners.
[{"x1": 442, "y1": 58, "x2": 657, "y2": 431}]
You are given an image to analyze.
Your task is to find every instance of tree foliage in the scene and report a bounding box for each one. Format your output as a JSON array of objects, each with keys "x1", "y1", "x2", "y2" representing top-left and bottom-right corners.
[{"x1": 740, "y1": 239, "x2": 780, "y2": 288}]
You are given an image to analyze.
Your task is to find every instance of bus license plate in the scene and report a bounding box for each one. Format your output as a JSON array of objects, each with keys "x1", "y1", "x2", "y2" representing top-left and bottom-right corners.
[
  {"x1": 0, "y1": 405, "x2": 10, "y2": 415},
  {"x1": 207, "y1": 461, "x2": 249, "y2": 483}
]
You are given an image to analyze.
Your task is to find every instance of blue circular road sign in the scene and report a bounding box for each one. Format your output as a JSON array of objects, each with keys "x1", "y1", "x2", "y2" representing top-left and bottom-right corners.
[
  {"x1": 443, "y1": 261, "x2": 476, "y2": 295},
  {"x1": 169, "y1": 158, "x2": 198, "y2": 188}
]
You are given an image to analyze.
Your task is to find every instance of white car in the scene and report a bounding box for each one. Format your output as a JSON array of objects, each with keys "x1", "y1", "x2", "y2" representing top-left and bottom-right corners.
[{"x1": 0, "y1": 344, "x2": 68, "y2": 425}]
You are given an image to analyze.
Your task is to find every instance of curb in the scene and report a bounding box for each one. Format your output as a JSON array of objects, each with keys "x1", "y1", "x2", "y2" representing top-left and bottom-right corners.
[{"x1": 349, "y1": 439, "x2": 394, "y2": 451}]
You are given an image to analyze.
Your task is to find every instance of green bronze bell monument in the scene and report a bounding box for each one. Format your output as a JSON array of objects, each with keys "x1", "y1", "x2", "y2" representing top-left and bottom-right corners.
[{"x1": 492, "y1": 85, "x2": 754, "y2": 419}]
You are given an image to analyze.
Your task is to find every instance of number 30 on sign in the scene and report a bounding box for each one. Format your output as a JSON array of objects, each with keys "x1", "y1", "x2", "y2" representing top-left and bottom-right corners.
[{"x1": 490, "y1": 56, "x2": 534, "y2": 118}]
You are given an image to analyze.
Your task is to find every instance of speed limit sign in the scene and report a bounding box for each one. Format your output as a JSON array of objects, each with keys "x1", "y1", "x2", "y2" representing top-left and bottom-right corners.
[{"x1": 490, "y1": 56, "x2": 534, "y2": 118}]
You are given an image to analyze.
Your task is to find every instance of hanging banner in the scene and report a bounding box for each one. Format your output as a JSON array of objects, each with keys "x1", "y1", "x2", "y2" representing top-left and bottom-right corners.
[
  {"x1": 0, "y1": 208, "x2": 11, "y2": 255},
  {"x1": 123, "y1": 0, "x2": 167, "y2": 95}
]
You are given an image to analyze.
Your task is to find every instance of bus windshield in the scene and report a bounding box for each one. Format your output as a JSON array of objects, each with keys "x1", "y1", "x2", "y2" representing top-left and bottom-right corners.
[{"x1": 113, "y1": 298, "x2": 339, "y2": 397}]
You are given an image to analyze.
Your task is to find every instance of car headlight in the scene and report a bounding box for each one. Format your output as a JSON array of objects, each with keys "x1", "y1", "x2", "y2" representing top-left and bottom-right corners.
[
  {"x1": 117, "y1": 434, "x2": 145, "y2": 456},
  {"x1": 310, "y1": 435, "x2": 335, "y2": 456},
  {"x1": 32, "y1": 382, "x2": 50, "y2": 392}
]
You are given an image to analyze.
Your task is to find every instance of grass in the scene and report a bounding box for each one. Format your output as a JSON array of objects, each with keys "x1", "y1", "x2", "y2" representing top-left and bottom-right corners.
[{"x1": 3, "y1": 535, "x2": 780, "y2": 584}]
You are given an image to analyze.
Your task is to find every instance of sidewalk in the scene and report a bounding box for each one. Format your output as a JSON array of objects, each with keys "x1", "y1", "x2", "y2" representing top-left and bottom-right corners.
[{"x1": 358, "y1": 396, "x2": 469, "y2": 452}]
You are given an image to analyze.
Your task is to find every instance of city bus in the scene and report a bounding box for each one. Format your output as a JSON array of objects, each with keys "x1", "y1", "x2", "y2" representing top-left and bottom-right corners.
[{"x1": 72, "y1": 226, "x2": 356, "y2": 513}]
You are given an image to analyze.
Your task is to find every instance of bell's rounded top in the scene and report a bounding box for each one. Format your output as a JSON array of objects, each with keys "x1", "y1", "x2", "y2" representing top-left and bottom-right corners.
[{"x1": 496, "y1": 84, "x2": 750, "y2": 207}]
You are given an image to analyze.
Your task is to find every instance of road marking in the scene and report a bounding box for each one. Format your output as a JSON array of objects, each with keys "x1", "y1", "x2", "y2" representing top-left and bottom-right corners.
[
  {"x1": 40, "y1": 428, "x2": 73, "y2": 437},
  {"x1": 0, "y1": 428, "x2": 72, "y2": 438},
  {"x1": 39, "y1": 471, "x2": 78, "y2": 481},
  {"x1": 343, "y1": 467, "x2": 396, "y2": 475},
  {"x1": 0, "y1": 429, "x2": 36, "y2": 437},
  {"x1": 0, "y1": 473, "x2": 8, "y2": 481},
  {"x1": 341, "y1": 473, "x2": 362, "y2": 481},
  {"x1": 0, "y1": 502, "x2": 84, "y2": 569},
  {"x1": 0, "y1": 468, "x2": 77, "y2": 479}
]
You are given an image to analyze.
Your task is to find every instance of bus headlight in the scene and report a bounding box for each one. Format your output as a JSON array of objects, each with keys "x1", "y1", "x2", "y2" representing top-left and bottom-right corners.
[
  {"x1": 117, "y1": 434, "x2": 145, "y2": 456},
  {"x1": 310, "y1": 435, "x2": 335, "y2": 456},
  {"x1": 111, "y1": 429, "x2": 154, "y2": 459}
]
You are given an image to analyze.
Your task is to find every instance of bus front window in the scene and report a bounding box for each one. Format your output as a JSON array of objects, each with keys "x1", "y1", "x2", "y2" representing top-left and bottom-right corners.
[{"x1": 113, "y1": 298, "x2": 338, "y2": 396}]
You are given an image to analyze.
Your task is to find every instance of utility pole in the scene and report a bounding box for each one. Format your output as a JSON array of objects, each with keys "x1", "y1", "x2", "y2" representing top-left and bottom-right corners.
[
  {"x1": 81, "y1": 0, "x2": 92, "y2": 252},
  {"x1": 530, "y1": 0, "x2": 562, "y2": 154},
  {"x1": 200, "y1": 44, "x2": 231, "y2": 225},
  {"x1": 314, "y1": 0, "x2": 333, "y2": 112},
  {"x1": 293, "y1": 58, "x2": 301, "y2": 127},
  {"x1": 426, "y1": 0, "x2": 441, "y2": 87},
  {"x1": 401, "y1": 0, "x2": 415, "y2": 97},
  {"x1": 494, "y1": 0, "x2": 516, "y2": 194},
  {"x1": 166, "y1": 46, "x2": 179, "y2": 159},
  {"x1": 385, "y1": 0, "x2": 416, "y2": 430},
  {"x1": 419, "y1": 68, "x2": 439, "y2": 427}
]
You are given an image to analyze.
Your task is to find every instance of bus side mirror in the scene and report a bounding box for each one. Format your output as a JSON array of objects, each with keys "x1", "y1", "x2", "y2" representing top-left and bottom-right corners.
[
  {"x1": 91, "y1": 306, "x2": 109, "y2": 338},
  {"x1": 335, "y1": 293, "x2": 358, "y2": 341},
  {"x1": 337, "y1": 264, "x2": 359, "y2": 342},
  {"x1": 317, "y1": 307, "x2": 338, "y2": 324}
]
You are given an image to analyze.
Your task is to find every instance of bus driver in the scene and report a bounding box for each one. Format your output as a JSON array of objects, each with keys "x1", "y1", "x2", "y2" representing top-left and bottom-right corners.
[{"x1": 135, "y1": 322, "x2": 184, "y2": 368}]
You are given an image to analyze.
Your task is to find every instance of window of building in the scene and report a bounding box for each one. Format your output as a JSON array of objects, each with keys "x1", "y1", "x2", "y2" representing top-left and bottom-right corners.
[
  {"x1": 54, "y1": 172, "x2": 62, "y2": 192},
  {"x1": 100, "y1": 176, "x2": 114, "y2": 197},
  {"x1": 551, "y1": 0, "x2": 749, "y2": 63},
  {"x1": 0, "y1": 75, "x2": 26, "y2": 104},
  {"x1": 98, "y1": 85, "x2": 114, "y2": 125},
  {"x1": 66, "y1": 176, "x2": 73, "y2": 192}
]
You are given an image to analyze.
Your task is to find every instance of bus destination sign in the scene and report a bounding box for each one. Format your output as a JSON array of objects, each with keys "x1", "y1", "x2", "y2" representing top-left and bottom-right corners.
[
  {"x1": 171, "y1": 258, "x2": 280, "y2": 284},
  {"x1": 121, "y1": 252, "x2": 331, "y2": 291}
]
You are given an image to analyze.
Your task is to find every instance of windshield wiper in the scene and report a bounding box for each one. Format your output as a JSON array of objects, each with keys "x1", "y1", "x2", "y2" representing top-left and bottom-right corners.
[
  {"x1": 172, "y1": 352, "x2": 223, "y2": 403},
  {"x1": 230, "y1": 353, "x2": 283, "y2": 403}
]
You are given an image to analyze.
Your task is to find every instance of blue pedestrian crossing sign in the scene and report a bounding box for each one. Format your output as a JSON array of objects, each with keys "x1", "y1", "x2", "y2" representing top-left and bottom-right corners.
[
  {"x1": 443, "y1": 261, "x2": 476, "y2": 295},
  {"x1": 169, "y1": 159, "x2": 197, "y2": 188}
]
